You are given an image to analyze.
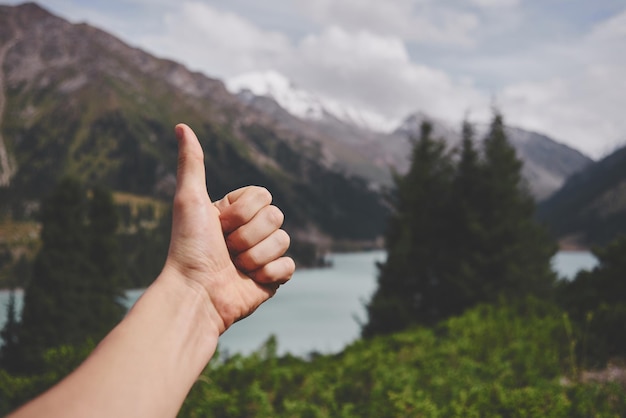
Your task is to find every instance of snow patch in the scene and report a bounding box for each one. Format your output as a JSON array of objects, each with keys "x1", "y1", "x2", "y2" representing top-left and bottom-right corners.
[{"x1": 226, "y1": 70, "x2": 398, "y2": 132}]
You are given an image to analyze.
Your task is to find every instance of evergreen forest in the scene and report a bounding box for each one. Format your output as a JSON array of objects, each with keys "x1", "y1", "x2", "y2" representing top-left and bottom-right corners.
[{"x1": 1, "y1": 114, "x2": 626, "y2": 416}]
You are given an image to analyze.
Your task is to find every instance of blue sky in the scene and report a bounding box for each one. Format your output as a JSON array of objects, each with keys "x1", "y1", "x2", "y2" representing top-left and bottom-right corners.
[{"x1": 8, "y1": 0, "x2": 626, "y2": 158}]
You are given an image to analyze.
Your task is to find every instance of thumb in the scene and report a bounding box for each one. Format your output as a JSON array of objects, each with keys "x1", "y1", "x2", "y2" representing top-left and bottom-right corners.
[{"x1": 175, "y1": 124, "x2": 210, "y2": 200}]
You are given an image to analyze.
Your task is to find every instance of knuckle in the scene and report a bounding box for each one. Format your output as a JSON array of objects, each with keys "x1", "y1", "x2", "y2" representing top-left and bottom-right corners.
[
  {"x1": 264, "y1": 257, "x2": 295, "y2": 285},
  {"x1": 172, "y1": 193, "x2": 186, "y2": 212},
  {"x1": 177, "y1": 151, "x2": 203, "y2": 172},
  {"x1": 274, "y1": 229, "x2": 290, "y2": 249},
  {"x1": 283, "y1": 256, "x2": 296, "y2": 273},
  {"x1": 174, "y1": 189, "x2": 203, "y2": 209},
  {"x1": 237, "y1": 251, "x2": 256, "y2": 271},
  {"x1": 280, "y1": 258, "x2": 296, "y2": 281},
  {"x1": 251, "y1": 268, "x2": 270, "y2": 283},
  {"x1": 222, "y1": 208, "x2": 246, "y2": 232},
  {"x1": 253, "y1": 186, "x2": 272, "y2": 204},
  {"x1": 266, "y1": 205, "x2": 284, "y2": 227},
  {"x1": 173, "y1": 193, "x2": 190, "y2": 214},
  {"x1": 225, "y1": 232, "x2": 239, "y2": 252}
]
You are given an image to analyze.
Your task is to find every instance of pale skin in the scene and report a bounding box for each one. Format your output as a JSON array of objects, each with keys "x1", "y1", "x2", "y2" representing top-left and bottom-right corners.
[{"x1": 8, "y1": 124, "x2": 296, "y2": 418}]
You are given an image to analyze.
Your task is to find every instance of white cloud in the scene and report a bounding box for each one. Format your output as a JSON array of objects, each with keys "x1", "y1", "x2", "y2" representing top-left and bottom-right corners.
[
  {"x1": 470, "y1": 0, "x2": 520, "y2": 8},
  {"x1": 138, "y1": 1, "x2": 291, "y2": 78},
  {"x1": 48, "y1": 0, "x2": 625, "y2": 158},
  {"x1": 299, "y1": 26, "x2": 410, "y2": 63},
  {"x1": 282, "y1": 27, "x2": 488, "y2": 124},
  {"x1": 296, "y1": 0, "x2": 479, "y2": 46},
  {"x1": 498, "y1": 9, "x2": 626, "y2": 158},
  {"x1": 588, "y1": 8, "x2": 626, "y2": 41},
  {"x1": 135, "y1": 2, "x2": 487, "y2": 126}
]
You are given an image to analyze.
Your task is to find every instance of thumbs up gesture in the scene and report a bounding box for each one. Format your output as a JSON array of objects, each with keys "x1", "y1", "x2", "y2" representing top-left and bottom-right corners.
[
  {"x1": 4, "y1": 124, "x2": 294, "y2": 418},
  {"x1": 164, "y1": 124, "x2": 295, "y2": 335}
]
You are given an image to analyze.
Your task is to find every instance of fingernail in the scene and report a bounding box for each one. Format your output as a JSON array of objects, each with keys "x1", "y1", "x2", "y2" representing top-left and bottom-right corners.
[{"x1": 175, "y1": 124, "x2": 184, "y2": 141}]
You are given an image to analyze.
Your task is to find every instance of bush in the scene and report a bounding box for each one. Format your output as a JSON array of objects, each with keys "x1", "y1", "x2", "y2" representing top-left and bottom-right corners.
[
  {"x1": 2, "y1": 304, "x2": 624, "y2": 417},
  {"x1": 180, "y1": 302, "x2": 626, "y2": 417}
]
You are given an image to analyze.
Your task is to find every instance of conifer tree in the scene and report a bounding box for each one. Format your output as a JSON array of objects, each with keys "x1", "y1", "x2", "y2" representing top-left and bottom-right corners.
[
  {"x1": 12, "y1": 178, "x2": 125, "y2": 372},
  {"x1": 446, "y1": 121, "x2": 486, "y2": 312},
  {"x1": 362, "y1": 114, "x2": 557, "y2": 338},
  {"x1": 363, "y1": 122, "x2": 455, "y2": 337},
  {"x1": 476, "y1": 113, "x2": 556, "y2": 301},
  {"x1": 87, "y1": 185, "x2": 126, "y2": 339},
  {"x1": 16, "y1": 178, "x2": 91, "y2": 370}
]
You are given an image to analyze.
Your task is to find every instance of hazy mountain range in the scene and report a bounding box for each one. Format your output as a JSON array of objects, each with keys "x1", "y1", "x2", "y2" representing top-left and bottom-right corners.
[
  {"x1": 0, "y1": 2, "x2": 620, "y2": 250},
  {"x1": 538, "y1": 145, "x2": 626, "y2": 248},
  {"x1": 0, "y1": 2, "x2": 388, "y2": 245},
  {"x1": 226, "y1": 71, "x2": 592, "y2": 200}
]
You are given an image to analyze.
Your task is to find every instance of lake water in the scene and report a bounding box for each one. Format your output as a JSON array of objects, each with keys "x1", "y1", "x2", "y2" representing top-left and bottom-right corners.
[{"x1": 0, "y1": 251, "x2": 598, "y2": 356}]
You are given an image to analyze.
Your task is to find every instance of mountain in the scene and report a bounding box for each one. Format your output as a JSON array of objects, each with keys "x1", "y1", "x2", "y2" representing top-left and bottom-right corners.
[
  {"x1": 233, "y1": 89, "x2": 407, "y2": 188},
  {"x1": 0, "y1": 3, "x2": 389, "y2": 244},
  {"x1": 226, "y1": 71, "x2": 398, "y2": 133},
  {"x1": 227, "y1": 73, "x2": 592, "y2": 201},
  {"x1": 395, "y1": 113, "x2": 593, "y2": 201},
  {"x1": 538, "y1": 145, "x2": 626, "y2": 247},
  {"x1": 227, "y1": 71, "x2": 406, "y2": 187}
]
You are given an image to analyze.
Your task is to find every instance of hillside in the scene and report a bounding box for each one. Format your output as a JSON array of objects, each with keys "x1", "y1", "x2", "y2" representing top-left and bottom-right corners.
[
  {"x1": 0, "y1": 3, "x2": 388, "y2": 245},
  {"x1": 538, "y1": 145, "x2": 626, "y2": 247},
  {"x1": 397, "y1": 113, "x2": 593, "y2": 200},
  {"x1": 227, "y1": 72, "x2": 593, "y2": 201},
  {"x1": 235, "y1": 91, "x2": 405, "y2": 188}
]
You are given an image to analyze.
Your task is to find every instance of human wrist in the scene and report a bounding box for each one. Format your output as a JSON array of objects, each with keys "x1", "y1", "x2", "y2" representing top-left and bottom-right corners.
[{"x1": 152, "y1": 265, "x2": 223, "y2": 353}]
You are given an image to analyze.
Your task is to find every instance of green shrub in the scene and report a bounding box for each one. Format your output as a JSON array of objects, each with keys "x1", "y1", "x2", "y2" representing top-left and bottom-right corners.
[{"x1": 2, "y1": 304, "x2": 625, "y2": 417}]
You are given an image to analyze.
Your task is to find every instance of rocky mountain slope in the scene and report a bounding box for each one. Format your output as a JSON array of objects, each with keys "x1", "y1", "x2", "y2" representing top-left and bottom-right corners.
[
  {"x1": 234, "y1": 90, "x2": 406, "y2": 188},
  {"x1": 396, "y1": 113, "x2": 593, "y2": 200},
  {"x1": 538, "y1": 144, "x2": 626, "y2": 247},
  {"x1": 0, "y1": 3, "x2": 388, "y2": 243},
  {"x1": 228, "y1": 73, "x2": 593, "y2": 201}
]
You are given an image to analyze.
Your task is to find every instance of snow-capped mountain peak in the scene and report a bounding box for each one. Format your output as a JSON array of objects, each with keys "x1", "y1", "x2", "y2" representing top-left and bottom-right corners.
[
  {"x1": 226, "y1": 70, "x2": 325, "y2": 121},
  {"x1": 225, "y1": 70, "x2": 398, "y2": 133}
]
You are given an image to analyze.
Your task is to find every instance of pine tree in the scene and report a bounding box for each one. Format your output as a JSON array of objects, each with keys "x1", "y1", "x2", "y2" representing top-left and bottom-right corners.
[
  {"x1": 13, "y1": 178, "x2": 126, "y2": 372},
  {"x1": 363, "y1": 122, "x2": 455, "y2": 337},
  {"x1": 87, "y1": 185, "x2": 126, "y2": 338},
  {"x1": 476, "y1": 113, "x2": 556, "y2": 301},
  {"x1": 446, "y1": 121, "x2": 487, "y2": 313},
  {"x1": 362, "y1": 114, "x2": 557, "y2": 338},
  {"x1": 16, "y1": 178, "x2": 92, "y2": 371}
]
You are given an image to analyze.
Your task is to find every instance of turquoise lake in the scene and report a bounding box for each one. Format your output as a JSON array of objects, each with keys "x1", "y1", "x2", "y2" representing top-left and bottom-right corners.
[{"x1": 0, "y1": 251, "x2": 599, "y2": 356}]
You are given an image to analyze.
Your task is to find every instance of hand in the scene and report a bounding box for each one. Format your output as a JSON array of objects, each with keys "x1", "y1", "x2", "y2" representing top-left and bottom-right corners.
[
  {"x1": 163, "y1": 124, "x2": 295, "y2": 335},
  {"x1": 214, "y1": 186, "x2": 292, "y2": 282}
]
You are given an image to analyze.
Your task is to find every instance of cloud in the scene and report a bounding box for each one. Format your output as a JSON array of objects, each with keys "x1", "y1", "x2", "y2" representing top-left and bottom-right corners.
[
  {"x1": 470, "y1": 0, "x2": 520, "y2": 8},
  {"x1": 136, "y1": 2, "x2": 487, "y2": 125},
  {"x1": 498, "y1": 8, "x2": 626, "y2": 158},
  {"x1": 138, "y1": 1, "x2": 291, "y2": 78},
  {"x1": 283, "y1": 27, "x2": 488, "y2": 123},
  {"x1": 55, "y1": 0, "x2": 625, "y2": 158},
  {"x1": 295, "y1": 0, "x2": 479, "y2": 46}
]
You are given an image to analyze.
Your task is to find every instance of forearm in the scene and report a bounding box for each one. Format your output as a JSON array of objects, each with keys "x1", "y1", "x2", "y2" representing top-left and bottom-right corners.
[{"x1": 10, "y1": 269, "x2": 218, "y2": 418}]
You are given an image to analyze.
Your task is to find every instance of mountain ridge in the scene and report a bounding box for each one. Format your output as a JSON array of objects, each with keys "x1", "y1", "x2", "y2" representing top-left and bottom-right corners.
[
  {"x1": 226, "y1": 70, "x2": 399, "y2": 134},
  {"x1": 227, "y1": 71, "x2": 592, "y2": 200},
  {"x1": 0, "y1": 2, "x2": 389, "y2": 244},
  {"x1": 538, "y1": 144, "x2": 626, "y2": 247}
]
